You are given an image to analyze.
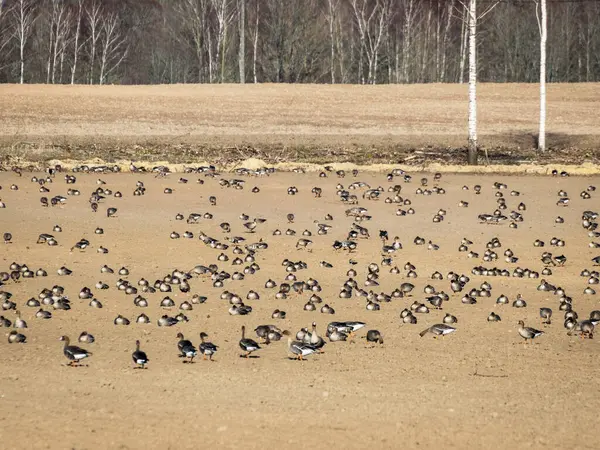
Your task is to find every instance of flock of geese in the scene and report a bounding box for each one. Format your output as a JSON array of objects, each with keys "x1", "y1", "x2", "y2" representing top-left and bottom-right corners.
[{"x1": 1, "y1": 163, "x2": 599, "y2": 369}]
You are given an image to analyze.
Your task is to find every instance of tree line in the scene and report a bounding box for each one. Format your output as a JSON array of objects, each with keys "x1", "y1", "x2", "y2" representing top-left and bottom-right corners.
[{"x1": 0, "y1": 0, "x2": 598, "y2": 85}]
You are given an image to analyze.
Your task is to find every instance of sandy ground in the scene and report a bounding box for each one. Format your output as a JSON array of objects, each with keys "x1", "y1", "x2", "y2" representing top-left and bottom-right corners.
[
  {"x1": 0, "y1": 169, "x2": 599, "y2": 449},
  {"x1": 1, "y1": 83, "x2": 599, "y2": 151}
]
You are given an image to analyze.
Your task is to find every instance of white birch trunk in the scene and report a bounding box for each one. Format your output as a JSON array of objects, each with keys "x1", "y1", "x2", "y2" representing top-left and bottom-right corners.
[
  {"x1": 71, "y1": 0, "x2": 83, "y2": 85},
  {"x1": 252, "y1": 0, "x2": 258, "y2": 83},
  {"x1": 238, "y1": 0, "x2": 245, "y2": 83},
  {"x1": 326, "y1": 0, "x2": 338, "y2": 84},
  {"x1": 13, "y1": 0, "x2": 36, "y2": 84},
  {"x1": 538, "y1": 0, "x2": 547, "y2": 151},
  {"x1": 467, "y1": 0, "x2": 477, "y2": 165}
]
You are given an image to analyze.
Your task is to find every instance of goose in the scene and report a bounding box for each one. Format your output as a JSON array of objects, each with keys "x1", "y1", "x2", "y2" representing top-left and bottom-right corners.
[
  {"x1": 132, "y1": 340, "x2": 149, "y2": 369},
  {"x1": 539, "y1": 307, "x2": 553, "y2": 325},
  {"x1": 14, "y1": 310, "x2": 27, "y2": 328},
  {"x1": 578, "y1": 320, "x2": 595, "y2": 339},
  {"x1": 487, "y1": 312, "x2": 502, "y2": 322},
  {"x1": 365, "y1": 329, "x2": 384, "y2": 346},
  {"x1": 199, "y1": 332, "x2": 218, "y2": 361},
  {"x1": 8, "y1": 330, "x2": 26, "y2": 343},
  {"x1": 255, "y1": 325, "x2": 280, "y2": 343},
  {"x1": 78, "y1": 331, "x2": 95, "y2": 344},
  {"x1": 419, "y1": 323, "x2": 456, "y2": 338},
  {"x1": 517, "y1": 320, "x2": 544, "y2": 344},
  {"x1": 282, "y1": 330, "x2": 319, "y2": 360},
  {"x1": 0, "y1": 315, "x2": 11, "y2": 327},
  {"x1": 239, "y1": 325, "x2": 261, "y2": 358},
  {"x1": 59, "y1": 336, "x2": 91, "y2": 365},
  {"x1": 309, "y1": 322, "x2": 326, "y2": 352},
  {"x1": 176, "y1": 332, "x2": 197, "y2": 363}
]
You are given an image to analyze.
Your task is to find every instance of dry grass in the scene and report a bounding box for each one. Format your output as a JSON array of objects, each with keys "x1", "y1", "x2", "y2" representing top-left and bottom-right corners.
[{"x1": 1, "y1": 83, "x2": 599, "y2": 166}]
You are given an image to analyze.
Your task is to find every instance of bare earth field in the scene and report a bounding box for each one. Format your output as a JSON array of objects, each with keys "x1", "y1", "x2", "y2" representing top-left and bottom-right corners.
[
  {"x1": 1, "y1": 83, "x2": 599, "y2": 166},
  {"x1": 1, "y1": 169, "x2": 599, "y2": 449}
]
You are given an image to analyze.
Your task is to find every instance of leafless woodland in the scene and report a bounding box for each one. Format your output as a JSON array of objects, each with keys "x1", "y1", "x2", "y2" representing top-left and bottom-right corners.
[{"x1": 0, "y1": 0, "x2": 598, "y2": 85}]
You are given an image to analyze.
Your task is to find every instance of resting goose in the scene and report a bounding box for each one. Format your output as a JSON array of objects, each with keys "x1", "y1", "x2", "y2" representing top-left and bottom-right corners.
[
  {"x1": 239, "y1": 325, "x2": 261, "y2": 358},
  {"x1": 132, "y1": 340, "x2": 149, "y2": 369},
  {"x1": 78, "y1": 331, "x2": 95, "y2": 344},
  {"x1": 60, "y1": 336, "x2": 91, "y2": 365},
  {"x1": 199, "y1": 332, "x2": 218, "y2": 361},
  {"x1": 419, "y1": 323, "x2": 456, "y2": 338},
  {"x1": 8, "y1": 330, "x2": 26, "y2": 343}
]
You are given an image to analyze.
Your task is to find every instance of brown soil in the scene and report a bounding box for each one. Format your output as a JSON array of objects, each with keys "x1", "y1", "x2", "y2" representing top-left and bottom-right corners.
[
  {"x1": 1, "y1": 83, "x2": 599, "y2": 167},
  {"x1": 0, "y1": 169, "x2": 599, "y2": 449}
]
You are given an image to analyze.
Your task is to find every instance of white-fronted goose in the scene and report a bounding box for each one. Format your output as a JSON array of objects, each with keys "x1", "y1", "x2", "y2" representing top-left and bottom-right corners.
[{"x1": 60, "y1": 336, "x2": 91, "y2": 365}]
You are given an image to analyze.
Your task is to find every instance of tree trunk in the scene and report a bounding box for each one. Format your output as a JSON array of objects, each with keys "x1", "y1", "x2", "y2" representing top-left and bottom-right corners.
[
  {"x1": 71, "y1": 0, "x2": 83, "y2": 85},
  {"x1": 440, "y1": 0, "x2": 454, "y2": 82},
  {"x1": 252, "y1": 0, "x2": 259, "y2": 83},
  {"x1": 538, "y1": 0, "x2": 547, "y2": 151},
  {"x1": 326, "y1": 0, "x2": 337, "y2": 84},
  {"x1": 459, "y1": 8, "x2": 468, "y2": 84},
  {"x1": 467, "y1": 0, "x2": 477, "y2": 165},
  {"x1": 238, "y1": 0, "x2": 245, "y2": 83}
]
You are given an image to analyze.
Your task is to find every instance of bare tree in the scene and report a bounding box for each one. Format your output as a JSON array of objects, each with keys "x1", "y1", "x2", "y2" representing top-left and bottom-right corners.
[
  {"x1": 71, "y1": 0, "x2": 85, "y2": 84},
  {"x1": 0, "y1": 1, "x2": 15, "y2": 69},
  {"x1": 47, "y1": 0, "x2": 71, "y2": 84},
  {"x1": 535, "y1": 0, "x2": 547, "y2": 151},
  {"x1": 86, "y1": 1, "x2": 102, "y2": 84},
  {"x1": 98, "y1": 13, "x2": 128, "y2": 85},
  {"x1": 351, "y1": 0, "x2": 391, "y2": 84},
  {"x1": 12, "y1": 0, "x2": 38, "y2": 84},
  {"x1": 250, "y1": 0, "x2": 259, "y2": 83},
  {"x1": 325, "y1": 0, "x2": 340, "y2": 84},
  {"x1": 211, "y1": 0, "x2": 235, "y2": 83},
  {"x1": 238, "y1": 0, "x2": 245, "y2": 83},
  {"x1": 458, "y1": 0, "x2": 500, "y2": 165},
  {"x1": 401, "y1": 0, "x2": 419, "y2": 83}
]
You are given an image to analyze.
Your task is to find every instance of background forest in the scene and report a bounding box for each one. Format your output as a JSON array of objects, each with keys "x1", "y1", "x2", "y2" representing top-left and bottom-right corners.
[{"x1": 0, "y1": 0, "x2": 598, "y2": 85}]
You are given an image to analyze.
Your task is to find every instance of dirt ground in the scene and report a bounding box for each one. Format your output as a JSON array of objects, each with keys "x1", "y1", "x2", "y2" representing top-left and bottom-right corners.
[
  {"x1": 1, "y1": 84, "x2": 600, "y2": 166},
  {"x1": 0, "y1": 169, "x2": 599, "y2": 449}
]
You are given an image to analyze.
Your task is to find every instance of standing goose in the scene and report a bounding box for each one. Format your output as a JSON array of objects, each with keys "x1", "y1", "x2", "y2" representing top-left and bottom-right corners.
[
  {"x1": 14, "y1": 310, "x2": 27, "y2": 328},
  {"x1": 239, "y1": 325, "x2": 261, "y2": 358},
  {"x1": 199, "y1": 332, "x2": 218, "y2": 361},
  {"x1": 308, "y1": 322, "x2": 326, "y2": 352},
  {"x1": 282, "y1": 330, "x2": 318, "y2": 360},
  {"x1": 517, "y1": 320, "x2": 544, "y2": 344},
  {"x1": 59, "y1": 336, "x2": 92, "y2": 366},
  {"x1": 176, "y1": 332, "x2": 197, "y2": 363},
  {"x1": 132, "y1": 340, "x2": 149, "y2": 369}
]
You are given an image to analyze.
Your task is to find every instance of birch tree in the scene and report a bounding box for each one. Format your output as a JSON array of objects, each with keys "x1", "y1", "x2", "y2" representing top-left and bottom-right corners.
[
  {"x1": 325, "y1": 0, "x2": 340, "y2": 84},
  {"x1": 98, "y1": 13, "x2": 129, "y2": 85},
  {"x1": 249, "y1": 0, "x2": 259, "y2": 83},
  {"x1": 458, "y1": 0, "x2": 500, "y2": 165},
  {"x1": 0, "y1": 1, "x2": 15, "y2": 69},
  {"x1": 211, "y1": 0, "x2": 235, "y2": 83},
  {"x1": 400, "y1": 0, "x2": 419, "y2": 83},
  {"x1": 351, "y1": 0, "x2": 391, "y2": 84},
  {"x1": 238, "y1": 0, "x2": 245, "y2": 83},
  {"x1": 71, "y1": 0, "x2": 84, "y2": 84},
  {"x1": 86, "y1": 1, "x2": 102, "y2": 84},
  {"x1": 535, "y1": 0, "x2": 547, "y2": 151},
  {"x1": 12, "y1": 0, "x2": 37, "y2": 84},
  {"x1": 47, "y1": 0, "x2": 71, "y2": 84}
]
